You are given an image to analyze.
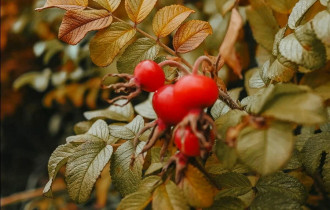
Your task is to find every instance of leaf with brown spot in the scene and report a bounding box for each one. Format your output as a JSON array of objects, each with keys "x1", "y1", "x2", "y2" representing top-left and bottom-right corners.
[
  {"x1": 36, "y1": 0, "x2": 88, "y2": 11},
  {"x1": 173, "y1": 20, "x2": 212, "y2": 53},
  {"x1": 152, "y1": 5, "x2": 194, "y2": 38},
  {"x1": 125, "y1": 0, "x2": 157, "y2": 24},
  {"x1": 59, "y1": 9, "x2": 113, "y2": 45},
  {"x1": 90, "y1": 22, "x2": 136, "y2": 67}
]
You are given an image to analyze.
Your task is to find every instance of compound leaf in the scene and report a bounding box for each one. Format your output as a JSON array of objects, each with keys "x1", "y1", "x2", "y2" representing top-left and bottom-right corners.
[
  {"x1": 173, "y1": 20, "x2": 212, "y2": 53},
  {"x1": 59, "y1": 9, "x2": 112, "y2": 45},
  {"x1": 117, "y1": 38, "x2": 160, "y2": 74},
  {"x1": 109, "y1": 115, "x2": 144, "y2": 140},
  {"x1": 152, "y1": 5, "x2": 194, "y2": 38},
  {"x1": 90, "y1": 22, "x2": 136, "y2": 67}
]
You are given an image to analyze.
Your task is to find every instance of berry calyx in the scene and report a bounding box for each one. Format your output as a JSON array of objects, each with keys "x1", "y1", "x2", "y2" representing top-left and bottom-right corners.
[
  {"x1": 152, "y1": 85, "x2": 190, "y2": 125},
  {"x1": 173, "y1": 74, "x2": 219, "y2": 109}
]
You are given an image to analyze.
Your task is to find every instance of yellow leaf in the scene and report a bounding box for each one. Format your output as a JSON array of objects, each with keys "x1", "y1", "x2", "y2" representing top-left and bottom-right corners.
[
  {"x1": 90, "y1": 22, "x2": 136, "y2": 67},
  {"x1": 59, "y1": 9, "x2": 113, "y2": 45},
  {"x1": 173, "y1": 20, "x2": 212, "y2": 53},
  {"x1": 125, "y1": 0, "x2": 157, "y2": 24},
  {"x1": 36, "y1": 0, "x2": 88, "y2": 11},
  {"x1": 91, "y1": 0, "x2": 121, "y2": 12},
  {"x1": 152, "y1": 5, "x2": 194, "y2": 38},
  {"x1": 179, "y1": 165, "x2": 215, "y2": 208},
  {"x1": 95, "y1": 163, "x2": 111, "y2": 209}
]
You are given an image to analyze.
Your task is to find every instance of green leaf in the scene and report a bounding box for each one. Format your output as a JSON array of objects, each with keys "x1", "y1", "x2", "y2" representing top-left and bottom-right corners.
[
  {"x1": 284, "y1": 149, "x2": 303, "y2": 170},
  {"x1": 180, "y1": 165, "x2": 215, "y2": 208},
  {"x1": 215, "y1": 109, "x2": 247, "y2": 139},
  {"x1": 74, "y1": 120, "x2": 94, "y2": 135},
  {"x1": 84, "y1": 100, "x2": 134, "y2": 122},
  {"x1": 250, "y1": 192, "x2": 301, "y2": 210},
  {"x1": 110, "y1": 141, "x2": 146, "y2": 196},
  {"x1": 134, "y1": 93, "x2": 157, "y2": 120},
  {"x1": 117, "y1": 38, "x2": 160, "y2": 74},
  {"x1": 288, "y1": 0, "x2": 317, "y2": 29},
  {"x1": 109, "y1": 115, "x2": 144, "y2": 140},
  {"x1": 205, "y1": 154, "x2": 250, "y2": 175},
  {"x1": 249, "y1": 68, "x2": 266, "y2": 89},
  {"x1": 272, "y1": 27, "x2": 286, "y2": 56},
  {"x1": 43, "y1": 143, "x2": 76, "y2": 197},
  {"x1": 152, "y1": 181, "x2": 189, "y2": 210},
  {"x1": 237, "y1": 121, "x2": 294, "y2": 175},
  {"x1": 256, "y1": 172, "x2": 307, "y2": 203},
  {"x1": 301, "y1": 132, "x2": 330, "y2": 174},
  {"x1": 205, "y1": 196, "x2": 245, "y2": 210},
  {"x1": 247, "y1": 0, "x2": 279, "y2": 51},
  {"x1": 267, "y1": 58, "x2": 296, "y2": 82},
  {"x1": 66, "y1": 119, "x2": 111, "y2": 143},
  {"x1": 247, "y1": 84, "x2": 326, "y2": 124},
  {"x1": 323, "y1": 154, "x2": 330, "y2": 193},
  {"x1": 90, "y1": 22, "x2": 136, "y2": 67},
  {"x1": 214, "y1": 172, "x2": 252, "y2": 198},
  {"x1": 312, "y1": 10, "x2": 330, "y2": 45},
  {"x1": 66, "y1": 141, "x2": 113, "y2": 203},
  {"x1": 265, "y1": 0, "x2": 298, "y2": 14},
  {"x1": 117, "y1": 191, "x2": 152, "y2": 210},
  {"x1": 211, "y1": 88, "x2": 242, "y2": 120},
  {"x1": 13, "y1": 68, "x2": 51, "y2": 92},
  {"x1": 145, "y1": 147, "x2": 169, "y2": 175},
  {"x1": 214, "y1": 140, "x2": 238, "y2": 170},
  {"x1": 279, "y1": 23, "x2": 326, "y2": 70},
  {"x1": 138, "y1": 175, "x2": 162, "y2": 192}
]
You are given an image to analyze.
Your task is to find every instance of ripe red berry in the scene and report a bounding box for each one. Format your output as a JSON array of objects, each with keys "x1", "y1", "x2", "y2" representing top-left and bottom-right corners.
[
  {"x1": 174, "y1": 126, "x2": 201, "y2": 156},
  {"x1": 152, "y1": 85, "x2": 190, "y2": 125},
  {"x1": 134, "y1": 60, "x2": 165, "y2": 92},
  {"x1": 173, "y1": 74, "x2": 219, "y2": 109},
  {"x1": 174, "y1": 126, "x2": 215, "y2": 157}
]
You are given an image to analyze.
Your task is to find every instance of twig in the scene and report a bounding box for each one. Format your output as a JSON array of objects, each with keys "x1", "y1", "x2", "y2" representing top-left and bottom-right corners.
[
  {"x1": 192, "y1": 56, "x2": 213, "y2": 75},
  {"x1": 218, "y1": 90, "x2": 243, "y2": 110},
  {"x1": 0, "y1": 181, "x2": 66, "y2": 207},
  {"x1": 110, "y1": 15, "x2": 193, "y2": 69},
  {"x1": 158, "y1": 60, "x2": 190, "y2": 75}
]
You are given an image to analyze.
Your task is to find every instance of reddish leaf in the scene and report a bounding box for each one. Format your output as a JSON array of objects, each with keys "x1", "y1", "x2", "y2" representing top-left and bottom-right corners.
[{"x1": 59, "y1": 9, "x2": 113, "y2": 45}]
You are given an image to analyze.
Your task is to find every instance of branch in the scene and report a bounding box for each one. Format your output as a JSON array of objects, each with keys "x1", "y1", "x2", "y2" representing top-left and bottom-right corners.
[
  {"x1": 111, "y1": 15, "x2": 193, "y2": 69},
  {"x1": 0, "y1": 181, "x2": 66, "y2": 207},
  {"x1": 158, "y1": 60, "x2": 190, "y2": 75}
]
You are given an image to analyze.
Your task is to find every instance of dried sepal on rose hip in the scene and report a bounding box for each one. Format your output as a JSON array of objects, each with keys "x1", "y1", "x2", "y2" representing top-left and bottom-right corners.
[{"x1": 101, "y1": 60, "x2": 165, "y2": 105}]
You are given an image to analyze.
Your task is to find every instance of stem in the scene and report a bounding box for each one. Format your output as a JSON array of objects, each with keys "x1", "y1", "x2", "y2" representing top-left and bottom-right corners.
[
  {"x1": 0, "y1": 181, "x2": 66, "y2": 207},
  {"x1": 192, "y1": 55, "x2": 213, "y2": 75},
  {"x1": 218, "y1": 90, "x2": 243, "y2": 110},
  {"x1": 110, "y1": 14, "x2": 193, "y2": 69},
  {"x1": 158, "y1": 60, "x2": 190, "y2": 75}
]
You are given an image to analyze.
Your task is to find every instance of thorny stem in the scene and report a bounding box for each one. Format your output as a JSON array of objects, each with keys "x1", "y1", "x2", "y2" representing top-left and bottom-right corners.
[
  {"x1": 218, "y1": 89, "x2": 243, "y2": 110},
  {"x1": 158, "y1": 60, "x2": 190, "y2": 75},
  {"x1": 110, "y1": 14, "x2": 193, "y2": 69},
  {"x1": 192, "y1": 55, "x2": 213, "y2": 75},
  {"x1": 190, "y1": 158, "x2": 220, "y2": 189}
]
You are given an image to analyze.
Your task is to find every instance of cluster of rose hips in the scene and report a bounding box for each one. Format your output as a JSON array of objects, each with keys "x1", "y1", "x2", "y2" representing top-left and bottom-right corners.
[{"x1": 102, "y1": 57, "x2": 219, "y2": 181}]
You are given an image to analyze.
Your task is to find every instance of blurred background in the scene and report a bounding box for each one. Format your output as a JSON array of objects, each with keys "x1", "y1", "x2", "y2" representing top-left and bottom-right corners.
[{"x1": 1, "y1": 0, "x2": 251, "y2": 209}]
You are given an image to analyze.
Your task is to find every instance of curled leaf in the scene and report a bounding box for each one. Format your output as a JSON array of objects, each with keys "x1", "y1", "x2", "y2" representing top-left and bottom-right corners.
[{"x1": 36, "y1": 0, "x2": 88, "y2": 11}]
